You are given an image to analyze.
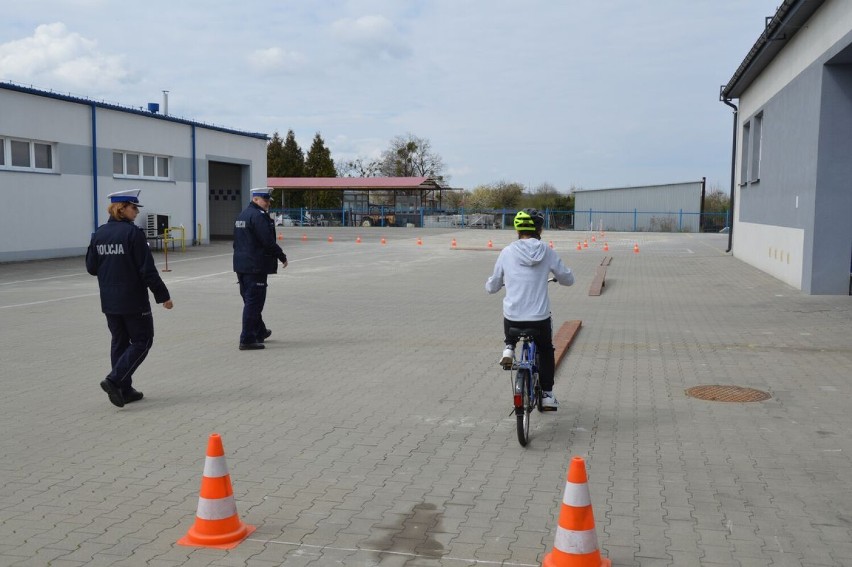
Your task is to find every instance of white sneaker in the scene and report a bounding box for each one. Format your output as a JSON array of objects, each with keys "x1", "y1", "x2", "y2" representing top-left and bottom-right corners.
[
  {"x1": 500, "y1": 347, "x2": 514, "y2": 367},
  {"x1": 541, "y1": 391, "x2": 559, "y2": 410}
]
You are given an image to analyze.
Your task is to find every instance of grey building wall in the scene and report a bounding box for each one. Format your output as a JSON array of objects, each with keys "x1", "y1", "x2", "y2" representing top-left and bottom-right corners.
[
  {"x1": 734, "y1": 33, "x2": 852, "y2": 294},
  {"x1": 573, "y1": 181, "x2": 704, "y2": 232},
  {"x1": 0, "y1": 83, "x2": 267, "y2": 262}
]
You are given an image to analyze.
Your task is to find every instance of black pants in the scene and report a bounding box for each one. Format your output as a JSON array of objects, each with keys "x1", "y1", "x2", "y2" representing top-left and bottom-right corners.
[
  {"x1": 105, "y1": 312, "x2": 154, "y2": 394},
  {"x1": 238, "y1": 273, "x2": 268, "y2": 344},
  {"x1": 504, "y1": 317, "x2": 555, "y2": 391}
]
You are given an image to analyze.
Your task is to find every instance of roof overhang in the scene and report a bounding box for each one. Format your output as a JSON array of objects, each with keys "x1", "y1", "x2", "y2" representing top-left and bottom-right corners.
[{"x1": 720, "y1": 0, "x2": 826, "y2": 100}]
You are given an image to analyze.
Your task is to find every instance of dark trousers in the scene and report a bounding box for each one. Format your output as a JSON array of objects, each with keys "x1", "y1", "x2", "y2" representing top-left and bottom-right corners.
[
  {"x1": 504, "y1": 317, "x2": 555, "y2": 391},
  {"x1": 105, "y1": 312, "x2": 154, "y2": 393},
  {"x1": 238, "y1": 273, "x2": 268, "y2": 344}
]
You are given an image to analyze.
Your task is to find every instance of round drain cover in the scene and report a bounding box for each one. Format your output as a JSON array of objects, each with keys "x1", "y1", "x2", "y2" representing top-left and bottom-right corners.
[{"x1": 685, "y1": 385, "x2": 771, "y2": 402}]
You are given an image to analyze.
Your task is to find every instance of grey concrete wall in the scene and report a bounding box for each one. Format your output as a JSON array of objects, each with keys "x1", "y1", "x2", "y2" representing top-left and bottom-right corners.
[{"x1": 811, "y1": 61, "x2": 852, "y2": 294}]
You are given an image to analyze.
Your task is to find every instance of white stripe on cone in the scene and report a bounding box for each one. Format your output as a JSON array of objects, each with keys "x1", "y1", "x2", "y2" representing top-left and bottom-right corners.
[
  {"x1": 203, "y1": 455, "x2": 229, "y2": 478},
  {"x1": 562, "y1": 481, "x2": 591, "y2": 507},
  {"x1": 196, "y1": 495, "x2": 238, "y2": 521},
  {"x1": 553, "y1": 525, "x2": 599, "y2": 555}
]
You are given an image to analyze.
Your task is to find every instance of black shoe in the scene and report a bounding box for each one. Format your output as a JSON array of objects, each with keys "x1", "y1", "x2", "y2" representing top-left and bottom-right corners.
[
  {"x1": 123, "y1": 388, "x2": 144, "y2": 403},
  {"x1": 100, "y1": 379, "x2": 125, "y2": 408},
  {"x1": 259, "y1": 329, "x2": 272, "y2": 342},
  {"x1": 239, "y1": 342, "x2": 265, "y2": 350}
]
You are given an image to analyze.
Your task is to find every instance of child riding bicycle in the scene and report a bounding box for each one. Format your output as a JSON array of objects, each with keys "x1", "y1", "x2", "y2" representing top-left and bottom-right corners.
[{"x1": 485, "y1": 209, "x2": 574, "y2": 409}]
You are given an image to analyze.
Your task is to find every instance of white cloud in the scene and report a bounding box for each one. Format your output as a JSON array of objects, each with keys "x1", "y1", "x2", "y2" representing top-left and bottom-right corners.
[
  {"x1": 247, "y1": 47, "x2": 306, "y2": 74},
  {"x1": 0, "y1": 22, "x2": 131, "y2": 91},
  {"x1": 330, "y1": 15, "x2": 411, "y2": 60}
]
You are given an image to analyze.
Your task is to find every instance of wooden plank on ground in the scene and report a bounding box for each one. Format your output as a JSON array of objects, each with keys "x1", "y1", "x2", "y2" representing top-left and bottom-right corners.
[
  {"x1": 589, "y1": 265, "x2": 607, "y2": 296},
  {"x1": 554, "y1": 320, "x2": 582, "y2": 368}
]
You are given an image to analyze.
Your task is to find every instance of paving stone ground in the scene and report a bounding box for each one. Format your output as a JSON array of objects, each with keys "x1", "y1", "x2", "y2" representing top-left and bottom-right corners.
[{"x1": 1, "y1": 229, "x2": 850, "y2": 566}]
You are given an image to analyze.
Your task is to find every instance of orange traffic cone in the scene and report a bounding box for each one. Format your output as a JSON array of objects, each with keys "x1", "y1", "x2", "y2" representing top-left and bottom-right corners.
[
  {"x1": 576, "y1": 242, "x2": 582, "y2": 251},
  {"x1": 591, "y1": 235, "x2": 596, "y2": 243},
  {"x1": 583, "y1": 240, "x2": 588, "y2": 249},
  {"x1": 381, "y1": 237, "x2": 387, "y2": 245},
  {"x1": 451, "y1": 238, "x2": 457, "y2": 249},
  {"x1": 542, "y1": 457, "x2": 610, "y2": 567},
  {"x1": 277, "y1": 233, "x2": 283, "y2": 241},
  {"x1": 603, "y1": 242, "x2": 609, "y2": 252},
  {"x1": 356, "y1": 235, "x2": 362, "y2": 244},
  {"x1": 633, "y1": 243, "x2": 639, "y2": 254},
  {"x1": 549, "y1": 240, "x2": 554, "y2": 249},
  {"x1": 327, "y1": 235, "x2": 333, "y2": 243},
  {"x1": 487, "y1": 240, "x2": 493, "y2": 248},
  {"x1": 417, "y1": 237, "x2": 423, "y2": 246},
  {"x1": 178, "y1": 434, "x2": 255, "y2": 549},
  {"x1": 301, "y1": 233, "x2": 307, "y2": 242}
]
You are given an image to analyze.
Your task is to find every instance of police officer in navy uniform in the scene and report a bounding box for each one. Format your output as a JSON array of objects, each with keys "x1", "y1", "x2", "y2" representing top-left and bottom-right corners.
[
  {"x1": 86, "y1": 189, "x2": 173, "y2": 407},
  {"x1": 233, "y1": 187, "x2": 288, "y2": 350}
]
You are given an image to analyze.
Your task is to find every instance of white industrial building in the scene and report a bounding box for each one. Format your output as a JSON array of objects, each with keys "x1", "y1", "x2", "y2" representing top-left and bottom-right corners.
[
  {"x1": 720, "y1": 0, "x2": 852, "y2": 294},
  {"x1": 0, "y1": 82, "x2": 268, "y2": 262},
  {"x1": 573, "y1": 180, "x2": 707, "y2": 233}
]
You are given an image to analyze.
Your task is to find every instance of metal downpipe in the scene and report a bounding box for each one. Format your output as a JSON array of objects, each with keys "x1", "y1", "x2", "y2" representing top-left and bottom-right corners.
[{"x1": 722, "y1": 98, "x2": 738, "y2": 253}]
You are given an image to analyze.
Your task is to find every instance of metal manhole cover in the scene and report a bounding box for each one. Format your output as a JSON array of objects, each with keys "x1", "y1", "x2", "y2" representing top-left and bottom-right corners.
[{"x1": 685, "y1": 385, "x2": 771, "y2": 402}]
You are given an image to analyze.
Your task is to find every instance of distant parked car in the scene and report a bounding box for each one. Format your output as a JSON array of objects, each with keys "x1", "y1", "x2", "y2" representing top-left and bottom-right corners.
[{"x1": 274, "y1": 214, "x2": 295, "y2": 227}]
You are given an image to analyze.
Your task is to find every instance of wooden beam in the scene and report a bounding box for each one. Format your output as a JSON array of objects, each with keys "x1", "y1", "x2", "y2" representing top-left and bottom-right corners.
[{"x1": 554, "y1": 320, "x2": 582, "y2": 368}]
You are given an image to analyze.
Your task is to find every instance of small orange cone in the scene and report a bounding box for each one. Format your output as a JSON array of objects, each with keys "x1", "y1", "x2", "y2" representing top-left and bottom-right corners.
[
  {"x1": 487, "y1": 240, "x2": 493, "y2": 248},
  {"x1": 603, "y1": 242, "x2": 609, "y2": 252},
  {"x1": 356, "y1": 235, "x2": 362, "y2": 244},
  {"x1": 451, "y1": 238, "x2": 457, "y2": 249},
  {"x1": 381, "y1": 237, "x2": 387, "y2": 245},
  {"x1": 549, "y1": 240, "x2": 554, "y2": 249},
  {"x1": 633, "y1": 243, "x2": 639, "y2": 254},
  {"x1": 301, "y1": 233, "x2": 307, "y2": 242},
  {"x1": 178, "y1": 434, "x2": 255, "y2": 549},
  {"x1": 542, "y1": 457, "x2": 610, "y2": 567},
  {"x1": 277, "y1": 233, "x2": 283, "y2": 241},
  {"x1": 591, "y1": 235, "x2": 596, "y2": 243},
  {"x1": 417, "y1": 237, "x2": 423, "y2": 246},
  {"x1": 327, "y1": 235, "x2": 333, "y2": 243},
  {"x1": 583, "y1": 240, "x2": 588, "y2": 249}
]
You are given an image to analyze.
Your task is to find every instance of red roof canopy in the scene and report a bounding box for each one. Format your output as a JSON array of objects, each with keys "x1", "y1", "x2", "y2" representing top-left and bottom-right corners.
[{"x1": 267, "y1": 177, "x2": 448, "y2": 190}]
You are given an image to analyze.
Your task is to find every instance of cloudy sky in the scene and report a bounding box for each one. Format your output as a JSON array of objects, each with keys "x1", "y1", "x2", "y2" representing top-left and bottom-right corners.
[{"x1": 1, "y1": 1, "x2": 780, "y2": 192}]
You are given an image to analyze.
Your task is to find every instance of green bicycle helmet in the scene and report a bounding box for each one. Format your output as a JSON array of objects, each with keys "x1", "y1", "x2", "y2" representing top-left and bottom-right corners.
[{"x1": 513, "y1": 208, "x2": 544, "y2": 232}]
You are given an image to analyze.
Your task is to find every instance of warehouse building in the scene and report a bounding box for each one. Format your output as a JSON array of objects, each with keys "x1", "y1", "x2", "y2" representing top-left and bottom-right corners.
[
  {"x1": 0, "y1": 82, "x2": 268, "y2": 262},
  {"x1": 573, "y1": 180, "x2": 707, "y2": 233}
]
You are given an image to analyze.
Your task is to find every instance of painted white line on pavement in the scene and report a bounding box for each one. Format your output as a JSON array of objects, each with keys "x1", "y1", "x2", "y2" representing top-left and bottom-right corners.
[
  {"x1": 0, "y1": 250, "x2": 368, "y2": 309},
  {"x1": 247, "y1": 537, "x2": 539, "y2": 566}
]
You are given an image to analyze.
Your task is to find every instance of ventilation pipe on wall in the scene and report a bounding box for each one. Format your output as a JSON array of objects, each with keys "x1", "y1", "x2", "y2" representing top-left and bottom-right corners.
[{"x1": 163, "y1": 90, "x2": 169, "y2": 117}]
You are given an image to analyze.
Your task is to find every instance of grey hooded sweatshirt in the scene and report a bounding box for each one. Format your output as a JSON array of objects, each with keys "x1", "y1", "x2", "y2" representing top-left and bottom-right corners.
[{"x1": 485, "y1": 237, "x2": 574, "y2": 321}]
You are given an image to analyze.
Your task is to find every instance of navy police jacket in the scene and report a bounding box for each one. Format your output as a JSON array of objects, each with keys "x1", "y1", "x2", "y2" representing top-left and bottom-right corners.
[
  {"x1": 233, "y1": 202, "x2": 287, "y2": 274},
  {"x1": 85, "y1": 218, "x2": 171, "y2": 314}
]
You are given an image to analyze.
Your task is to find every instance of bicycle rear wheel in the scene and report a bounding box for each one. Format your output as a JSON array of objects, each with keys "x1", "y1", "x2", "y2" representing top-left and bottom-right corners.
[{"x1": 515, "y1": 369, "x2": 531, "y2": 446}]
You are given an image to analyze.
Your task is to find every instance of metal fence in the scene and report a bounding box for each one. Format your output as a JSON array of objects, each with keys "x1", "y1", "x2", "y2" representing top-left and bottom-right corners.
[{"x1": 269, "y1": 207, "x2": 730, "y2": 233}]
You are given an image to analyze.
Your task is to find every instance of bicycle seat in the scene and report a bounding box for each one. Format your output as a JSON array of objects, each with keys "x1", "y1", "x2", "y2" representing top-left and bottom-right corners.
[{"x1": 508, "y1": 327, "x2": 541, "y2": 339}]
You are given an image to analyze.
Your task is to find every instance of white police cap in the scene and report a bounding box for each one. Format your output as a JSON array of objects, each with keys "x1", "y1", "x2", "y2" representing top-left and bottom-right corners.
[
  {"x1": 250, "y1": 187, "x2": 273, "y2": 200},
  {"x1": 107, "y1": 189, "x2": 143, "y2": 207}
]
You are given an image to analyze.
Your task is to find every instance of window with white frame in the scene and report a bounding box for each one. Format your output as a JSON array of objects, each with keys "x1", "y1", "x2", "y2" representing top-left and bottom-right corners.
[
  {"x1": 0, "y1": 136, "x2": 56, "y2": 172},
  {"x1": 740, "y1": 122, "x2": 751, "y2": 185},
  {"x1": 113, "y1": 151, "x2": 171, "y2": 179},
  {"x1": 750, "y1": 112, "x2": 762, "y2": 182}
]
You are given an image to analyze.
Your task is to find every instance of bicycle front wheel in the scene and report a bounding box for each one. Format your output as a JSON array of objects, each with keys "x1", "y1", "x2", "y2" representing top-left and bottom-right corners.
[{"x1": 515, "y1": 369, "x2": 531, "y2": 446}]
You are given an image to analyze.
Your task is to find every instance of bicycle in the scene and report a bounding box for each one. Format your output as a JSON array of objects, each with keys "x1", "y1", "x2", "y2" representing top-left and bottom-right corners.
[{"x1": 503, "y1": 327, "x2": 547, "y2": 447}]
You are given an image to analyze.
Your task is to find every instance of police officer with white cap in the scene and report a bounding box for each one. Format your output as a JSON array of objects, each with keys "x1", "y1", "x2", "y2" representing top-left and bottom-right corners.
[
  {"x1": 233, "y1": 187, "x2": 288, "y2": 350},
  {"x1": 86, "y1": 190, "x2": 174, "y2": 407}
]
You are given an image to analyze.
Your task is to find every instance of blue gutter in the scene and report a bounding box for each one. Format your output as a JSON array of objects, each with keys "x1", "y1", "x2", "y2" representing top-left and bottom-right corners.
[
  {"x1": 91, "y1": 103, "x2": 99, "y2": 231},
  {"x1": 191, "y1": 125, "x2": 197, "y2": 243}
]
